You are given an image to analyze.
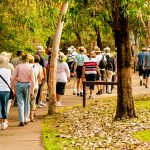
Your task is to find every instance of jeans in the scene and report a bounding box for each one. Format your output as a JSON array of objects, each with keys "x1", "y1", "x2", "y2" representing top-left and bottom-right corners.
[
  {"x1": 16, "y1": 82, "x2": 30, "y2": 123},
  {"x1": 0, "y1": 91, "x2": 10, "y2": 119}
]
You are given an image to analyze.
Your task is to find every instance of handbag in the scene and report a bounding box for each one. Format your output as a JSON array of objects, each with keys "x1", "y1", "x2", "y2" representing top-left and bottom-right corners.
[{"x1": 0, "y1": 74, "x2": 14, "y2": 100}]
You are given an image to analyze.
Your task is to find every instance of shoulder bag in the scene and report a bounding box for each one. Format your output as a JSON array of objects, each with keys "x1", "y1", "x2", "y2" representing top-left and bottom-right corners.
[{"x1": 0, "y1": 74, "x2": 14, "y2": 100}]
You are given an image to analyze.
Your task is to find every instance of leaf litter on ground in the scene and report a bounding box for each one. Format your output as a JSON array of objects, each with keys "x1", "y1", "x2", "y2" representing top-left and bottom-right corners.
[{"x1": 43, "y1": 96, "x2": 150, "y2": 150}]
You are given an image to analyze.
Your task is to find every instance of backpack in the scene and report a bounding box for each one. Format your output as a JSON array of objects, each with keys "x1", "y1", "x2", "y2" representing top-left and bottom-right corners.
[
  {"x1": 99, "y1": 55, "x2": 107, "y2": 69},
  {"x1": 105, "y1": 55, "x2": 114, "y2": 70}
]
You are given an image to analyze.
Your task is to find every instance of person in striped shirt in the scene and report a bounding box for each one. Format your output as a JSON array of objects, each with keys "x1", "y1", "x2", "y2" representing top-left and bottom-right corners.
[{"x1": 82, "y1": 51, "x2": 100, "y2": 99}]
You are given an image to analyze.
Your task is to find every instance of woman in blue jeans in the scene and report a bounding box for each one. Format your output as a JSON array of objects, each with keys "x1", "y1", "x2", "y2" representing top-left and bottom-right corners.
[{"x1": 0, "y1": 53, "x2": 12, "y2": 130}]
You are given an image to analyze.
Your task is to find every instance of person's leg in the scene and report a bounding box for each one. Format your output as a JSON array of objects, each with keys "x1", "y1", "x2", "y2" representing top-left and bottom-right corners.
[
  {"x1": 16, "y1": 83, "x2": 25, "y2": 125},
  {"x1": 138, "y1": 66, "x2": 143, "y2": 86},
  {"x1": 36, "y1": 84, "x2": 41, "y2": 104},
  {"x1": 107, "y1": 71, "x2": 113, "y2": 94},
  {"x1": 30, "y1": 89, "x2": 37, "y2": 122},
  {"x1": 23, "y1": 83, "x2": 30, "y2": 123},
  {"x1": 56, "y1": 82, "x2": 66, "y2": 107},
  {"x1": 0, "y1": 91, "x2": 9, "y2": 129}
]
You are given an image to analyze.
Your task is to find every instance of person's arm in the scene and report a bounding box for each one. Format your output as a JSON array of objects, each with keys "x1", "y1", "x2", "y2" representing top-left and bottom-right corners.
[
  {"x1": 96, "y1": 64, "x2": 100, "y2": 76},
  {"x1": 82, "y1": 64, "x2": 85, "y2": 79},
  {"x1": 64, "y1": 62, "x2": 70, "y2": 82},
  {"x1": 142, "y1": 55, "x2": 146, "y2": 70}
]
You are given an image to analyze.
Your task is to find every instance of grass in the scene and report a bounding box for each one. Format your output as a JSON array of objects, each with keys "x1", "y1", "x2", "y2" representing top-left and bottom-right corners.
[
  {"x1": 133, "y1": 130, "x2": 150, "y2": 142},
  {"x1": 42, "y1": 121, "x2": 73, "y2": 150}
]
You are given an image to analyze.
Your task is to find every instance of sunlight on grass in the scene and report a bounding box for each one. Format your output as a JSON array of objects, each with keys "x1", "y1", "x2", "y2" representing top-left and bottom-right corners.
[
  {"x1": 135, "y1": 101, "x2": 150, "y2": 110},
  {"x1": 42, "y1": 119, "x2": 72, "y2": 150},
  {"x1": 133, "y1": 130, "x2": 150, "y2": 142}
]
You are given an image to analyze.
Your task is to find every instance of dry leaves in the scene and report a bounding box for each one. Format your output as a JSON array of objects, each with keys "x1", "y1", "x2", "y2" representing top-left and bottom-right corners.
[{"x1": 46, "y1": 97, "x2": 150, "y2": 150}]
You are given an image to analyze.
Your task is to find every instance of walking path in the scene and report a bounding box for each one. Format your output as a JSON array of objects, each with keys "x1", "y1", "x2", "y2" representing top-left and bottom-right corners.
[{"x1": 0, "y1": 73, "x2": 150, "y2": 150}]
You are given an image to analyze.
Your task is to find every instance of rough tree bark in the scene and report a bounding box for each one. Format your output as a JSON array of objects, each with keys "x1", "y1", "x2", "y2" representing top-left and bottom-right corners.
[
  {"x1": 94, "y1": 25, "x2": 103, "y2": 50},
  {"x1": 111, "y1": 1, "x2": 136, "y2": 120},
  {"x1": 48, "y1": 1, "x2": 69, "y2": 115}
]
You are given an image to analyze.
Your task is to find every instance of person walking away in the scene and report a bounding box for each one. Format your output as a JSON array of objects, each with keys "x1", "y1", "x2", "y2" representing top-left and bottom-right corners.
[
  {"x1": 82, "y1": 51, "x2": 100, "y2": 99},
  {"x1": 36, "y1": 46, "x2": 46, "y2": 107},
  {"x1": 11, "y1": 53, "x2": 34, "y2": 126},
  {"x1": 94, "y1": 46, "x2": 103, "y2": 95},
  {"x1": 74, "y1": 46, "x2": 88, "y2": 96},
  {"x1": 137, "y1": 47, "x2": 147, "y2": 86},
  {"x1": 56, "y1": 52, "x2": 70, "y2": 107},
  {"x1": 0, "y1": 51, "x2": 14, "y2": 113},
  {"x1": 104, "y1": 47, "x2": 115, "y2": 94},
  {"x1": 0, "y1": 53, "x2": 12, "y2": 130},
  {"x1": 143, "y1": 47, "x2": 150, "y2": 88},
  {"x1": 10, "y1": 50, "x2": 22, "y2": 106},
  {"x1": 66, "y1": 46, "x2": 77, "y2": 78},
  {"x1": 28, "y1": 55, "x2": 43, "y2": 121},
  {"x1": 11, "y1": 50, "x2": 22, "y2": 67}
]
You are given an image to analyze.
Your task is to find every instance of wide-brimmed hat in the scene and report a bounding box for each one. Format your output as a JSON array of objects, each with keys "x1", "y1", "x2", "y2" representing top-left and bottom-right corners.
[
  {"x1": 0, "y1": 51, "x2": 12, "y2": 59},
  {"x1": 67, "y1": 46, "x2": 76, "y2": 51},
  {"x1": 58, "y1": 52, "x2": 65, "y2": 62},
  {"x1": 36, "y1": 45, "x2": 44, "y2": 52},
  {"x1": 94, "y1": 46, "x2": 102, "y2": 53},
  {"x1": 0, "y1": 54, "x2": 10, "y2": 68},
  {"x1": 104, "y1": 47, "x2": 110, "y2": 52}
]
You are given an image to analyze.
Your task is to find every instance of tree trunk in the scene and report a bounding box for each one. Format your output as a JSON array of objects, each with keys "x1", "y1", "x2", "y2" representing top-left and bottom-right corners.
[
  {"x1": 75, "y1": 31, "x2": 82, "y2": 46},
  {"x1": 48, "y1": 1, "x2": 69, "y2": 115},
  {"x1": 94, "y1": 25, "x2": 103, "y2": 51},
  {"x1": 111, "y1": 1, "x2": 136, "y2": 120}
]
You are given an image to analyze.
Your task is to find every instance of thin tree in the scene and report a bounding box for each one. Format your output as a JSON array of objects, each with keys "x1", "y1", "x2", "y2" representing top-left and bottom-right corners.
[{"x1": 48, "y1": 1, "x2": 69, "y2": 115}]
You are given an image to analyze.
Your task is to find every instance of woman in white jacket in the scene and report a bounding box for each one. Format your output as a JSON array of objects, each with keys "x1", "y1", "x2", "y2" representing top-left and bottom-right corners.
[{"x1": 56, "y1": 52, "x2": 70, "y2": 107}]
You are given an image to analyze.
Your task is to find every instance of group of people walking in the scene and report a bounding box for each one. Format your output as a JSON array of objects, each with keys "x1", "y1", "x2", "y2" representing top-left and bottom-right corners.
[
  {"x1": 1, "y1": 44, "x2": 149, "y2": 130},
  {"x1": 0, "y1": 46, "x2": 46, "y2": 129},
  {"x1": 66, "y1": 45, "x2": 116, "y2": 99}
]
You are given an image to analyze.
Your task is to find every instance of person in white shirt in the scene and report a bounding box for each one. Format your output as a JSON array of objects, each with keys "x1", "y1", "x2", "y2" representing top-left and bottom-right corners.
[
  {"x1": 56, "y1": 52, "x2": 70, "y2": 107},
  {"x1": 0, "y1": 53, "x2": 12, "y2": 130}
]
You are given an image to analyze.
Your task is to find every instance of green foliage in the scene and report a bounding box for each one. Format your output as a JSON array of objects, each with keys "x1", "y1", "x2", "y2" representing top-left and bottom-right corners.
[
  {"x1": 0, "y1": 0, "x2": 149, "y2": 54},
  {"x1": 0, "y1": 0, "x2": 59, "y2": 54}
]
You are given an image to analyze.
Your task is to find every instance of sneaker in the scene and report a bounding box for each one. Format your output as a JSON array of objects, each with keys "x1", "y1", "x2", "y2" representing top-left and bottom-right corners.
[
  {"x1": 73, "y1": 90, "x2": 76, "y2": 95},
  {"x1": 38, "y1": 101, "x2": 46, "y2": 107},
  {"x1": 80, "y1": 91, "x2": 83, "y2": 97},
  {"x1": 145, "y1": 85, "x2": 148, "y2": 88},
  {"x1": 107, "y1": 91, "x2": 112, "y2": 94},
  {"x1": 1, "y1": 122, "x2": 8, "y2": 130},
  {"x1": 96, "y1": 91, "x2": 101, "y2": 95},
  {"x1": 19, "y1": 122, "x2": 25, "y2": 126},
  {"x1": 89, "y1": 95, "x2": 95, "y2": 99},
  {"x1": 57, "y1": 101, "x2": 62, "y2": 107},
  {"x1": 77, "y1": 92, "x2": 80, "y2": 96},
  {"x1": 140, "y1": 80, "x2": 142, "y2": 86}
]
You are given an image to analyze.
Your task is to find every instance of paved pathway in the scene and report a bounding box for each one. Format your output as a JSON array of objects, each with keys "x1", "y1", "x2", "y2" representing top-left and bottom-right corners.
[{"x1": 0, "y1": 73, "x2": 150, "y2": 150}]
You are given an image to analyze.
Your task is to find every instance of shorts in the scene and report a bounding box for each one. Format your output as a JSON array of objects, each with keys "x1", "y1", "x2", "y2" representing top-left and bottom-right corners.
[
  {"x1": 67, "y1": 61, "x2": 74, "y2": 73},
  {"x1": 100, "y1": 70, "x2": 105, "y2": 81},
  {"x1": 30, "y1": 89, "x2": 38, "y2": 111},
  {"x1": 139, "y1": 66, "x2": 144, "y2": 76},
  {"x1": 56, "y1": 82, "x2": 66, "y2": 95},
  {"x1": 85, "y1": 74, "x2": 96, "y2": 90},
  {"x1": 145, "y1": 70, "x2": 150, "y2": 77},
  {"x1": 76, "y1": 66, "x2": 83, "y2": 79}
]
